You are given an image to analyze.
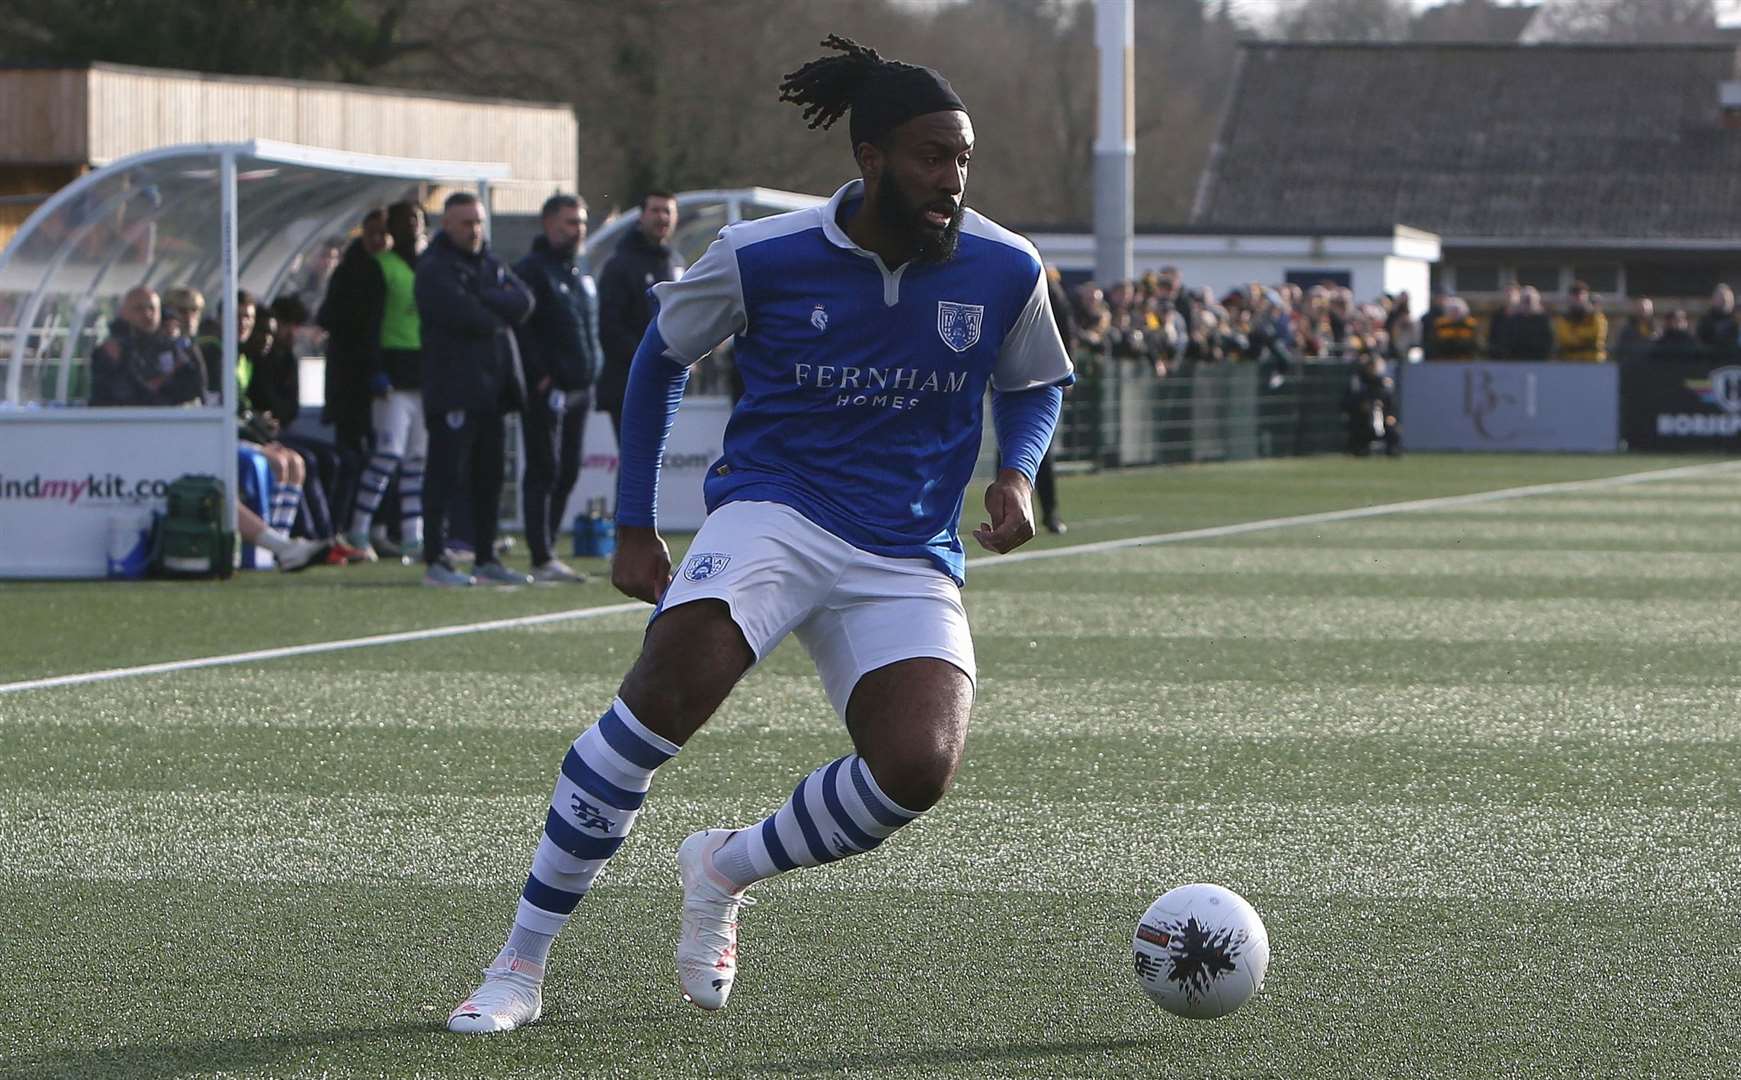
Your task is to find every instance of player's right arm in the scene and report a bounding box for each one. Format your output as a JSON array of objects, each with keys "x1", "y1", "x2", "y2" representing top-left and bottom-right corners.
[{"x1": 611, "y1": 232, "x2": 747, "y2": 603}]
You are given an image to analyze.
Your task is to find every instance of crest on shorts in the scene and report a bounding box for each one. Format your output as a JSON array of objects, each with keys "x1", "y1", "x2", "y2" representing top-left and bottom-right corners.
[
  {"x1": 937, "y1": 301, "x2": 984, "y2": 353},
  {"x1": 681, "y1": 552, "x2": 731, "y2": 581}
]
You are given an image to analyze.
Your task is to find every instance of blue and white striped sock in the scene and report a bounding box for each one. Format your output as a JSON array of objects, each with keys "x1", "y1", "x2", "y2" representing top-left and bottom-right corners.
[
  {"x1": 268, "y1": 483, "x2": 302, "y2": 531},
  {"x1": 713, "y1": 754, "x2": 921, "y2": 891},
  {"x1": 349, "y1": 451, "x2": 399, "y2": 533},
  {"x1": 512, "y1": 698, "x2": 679, "y2": 938}
]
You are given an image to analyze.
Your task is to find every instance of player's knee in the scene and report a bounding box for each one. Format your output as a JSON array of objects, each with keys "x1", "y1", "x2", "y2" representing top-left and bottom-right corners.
[
  {"x1": 868, "y1": 739, "x2": 961, "y2": 813},
  {"x1": 618, "y1": 602, "x2": 752, "y2": 744}
]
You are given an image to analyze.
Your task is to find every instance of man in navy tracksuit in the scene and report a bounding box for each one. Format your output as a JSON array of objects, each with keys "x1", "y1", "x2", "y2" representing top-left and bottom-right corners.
[
  {"x1": 414, "y1": 191, "x2": 536, "y2": 588},
  {"x1": 512, "y1": 194, "x2": 606, "y2": 583}
]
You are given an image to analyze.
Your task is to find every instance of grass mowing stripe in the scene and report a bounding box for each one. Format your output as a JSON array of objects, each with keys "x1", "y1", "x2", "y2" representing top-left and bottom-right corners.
[
  {"x1": 4, "y1": 791, "x2": 1733, "y2": 902},
  {"x1": 4, "y1": 458, "x2": 1735, "y2": 697}
]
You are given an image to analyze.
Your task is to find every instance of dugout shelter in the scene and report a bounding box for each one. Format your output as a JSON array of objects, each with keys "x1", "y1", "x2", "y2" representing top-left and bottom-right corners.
[{"x1": 0, "y1": 139, "x2": 508, "y2": 578}]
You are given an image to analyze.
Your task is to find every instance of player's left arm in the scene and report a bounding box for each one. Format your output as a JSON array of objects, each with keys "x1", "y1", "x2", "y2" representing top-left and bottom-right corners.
[{"x1": 976, "y1": 261, "x2": 1075, "y2": 555}]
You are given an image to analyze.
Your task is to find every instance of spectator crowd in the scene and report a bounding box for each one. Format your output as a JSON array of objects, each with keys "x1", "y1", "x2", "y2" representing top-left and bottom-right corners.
[{"x1": 1049, "y1": 266, "x2": 1741, "y2": 374}]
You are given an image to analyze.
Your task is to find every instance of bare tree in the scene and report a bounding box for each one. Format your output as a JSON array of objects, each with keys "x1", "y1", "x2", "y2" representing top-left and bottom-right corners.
[
  {"x1": 1524, "y1": 0, "x2": 1718, "y2": 42},
  {"x1": 1412, "y1": 0, "x2": 1541, "y2": 43},
  {"x1": 364, "y1": 0, "x2": 1239, "y2": 227},
  {"x1": 1280, "y1": 0, "x2": 1416, "y2": 41}
]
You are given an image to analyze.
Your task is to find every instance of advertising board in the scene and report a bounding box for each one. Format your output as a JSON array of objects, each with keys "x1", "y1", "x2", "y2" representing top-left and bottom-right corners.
[{"x1": 1399, "y1": 362, "x2": 1619, "y2": 453}]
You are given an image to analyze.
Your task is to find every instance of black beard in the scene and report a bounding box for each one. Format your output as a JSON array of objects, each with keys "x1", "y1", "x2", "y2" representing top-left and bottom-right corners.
[{"x1": 878, "y1": 182, "x2": 962, "y2": 264}]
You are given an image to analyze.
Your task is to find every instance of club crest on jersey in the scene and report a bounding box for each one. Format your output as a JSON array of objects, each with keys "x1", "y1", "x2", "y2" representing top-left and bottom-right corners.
[
  {"x1": 811, "y1": 304, "x2": 829, "y2": 332},
  {"x1": 681, "y1": 552, "x2": 731, "y2": 581},
  {"x1": 937, "y1": 301, "x2": 984, "y2": 353}
]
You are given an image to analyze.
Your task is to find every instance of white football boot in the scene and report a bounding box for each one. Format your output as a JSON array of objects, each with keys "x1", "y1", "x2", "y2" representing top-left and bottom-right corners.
[
  {"x1": 447, "y1": 954, "x2": 544, "y2": 1034},
  {"x1": 676, "y1": 829, "x2": 757, "y2": 1010}
]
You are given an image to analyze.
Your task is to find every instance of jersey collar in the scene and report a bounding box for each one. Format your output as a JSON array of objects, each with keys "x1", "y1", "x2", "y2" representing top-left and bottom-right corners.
[
  {"x1": 820, "y1": 179, "x2": 870, "y2": 253},
  {"x1": 820, "y1": 179, "x2": 915, "y2": 307}
]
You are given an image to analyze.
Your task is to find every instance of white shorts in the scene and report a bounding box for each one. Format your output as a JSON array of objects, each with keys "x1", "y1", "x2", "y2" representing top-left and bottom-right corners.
[
  {"x1": 371, "y1": 390, "x2": 428, "y2": 462},
  {"x1": 653, "y1": 501, "x2": 976, "y2": 719}
]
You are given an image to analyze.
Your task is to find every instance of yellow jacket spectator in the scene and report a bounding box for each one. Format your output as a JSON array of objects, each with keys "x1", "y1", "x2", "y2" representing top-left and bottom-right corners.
[
  {"x1": 1553, "y1": 283, "x2": 1608, "y2": 362},
  {"x1": 1428, "y1": 298, "x2": 1480, "y2": 359}
]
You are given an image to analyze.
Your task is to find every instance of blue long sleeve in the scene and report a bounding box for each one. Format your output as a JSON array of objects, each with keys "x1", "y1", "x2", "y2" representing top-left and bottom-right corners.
[
  {"x1": 991, "y1": 384, "x2": 1063, "y2": 485},
  {"x1": 614, "y1": 324, "x2": 690, "y2": 528}
]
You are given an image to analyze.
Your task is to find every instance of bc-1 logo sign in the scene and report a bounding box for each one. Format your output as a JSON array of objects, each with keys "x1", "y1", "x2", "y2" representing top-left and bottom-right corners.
[{"x1": 937, "y1": 301, "x2": 984, "y2": 353}]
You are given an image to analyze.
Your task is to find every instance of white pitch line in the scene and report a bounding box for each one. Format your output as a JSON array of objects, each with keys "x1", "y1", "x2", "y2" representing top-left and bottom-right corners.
[
  {"x1": 0, "y1": 601, "x2": 646, "y2": 695},
  {"x1": 970, "y1": 458, "x2": 1741, "y2": 568},
  {"x1": 3, "y1": 458, "x2": 1737, "y2": 696}
]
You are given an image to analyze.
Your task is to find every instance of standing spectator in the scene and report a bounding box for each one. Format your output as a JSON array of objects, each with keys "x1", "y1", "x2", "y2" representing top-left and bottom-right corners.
[
  {"x1": 1695, "y1": 285, "x2": 1739, "y2": 362},
  {"x1": 1384, "y1": 291, "x2": 1417, "y2": 360},
  {"x1": 344, "y1": 201, "x2": 429, "y2": 561},
  {"x1": 1614, "y1": 298, "x2": 1657, "y2": 364},
  {"x1": 1249, "y1": 287, "x2": 1294, "y2": 386},
  {"x1": 597, "y1": 190, "x2": 683, "y2": 442},
  {"x1": 1552, "y1": 281, "x2": 1608, "y2": 362},
  {"x1": 89, "y1": 286, "x2": 204, "y2": 407},
  {"x1": 1325, "y1": 288, "x2": 1353, "y2": 347},
  {"x1": 1485, "y1": 284, "x2": 1523, "y2": 359},
  {"x1": 1419, "y1": 291, "x2": 1447, "y2": 359},
  {"x1": 1506, "y1": 287, "x2": 1557, "y2": 360},
  {"x1": 317, "y1": 209, "x2": 389, "y2": 483},
  {"x1": 513, "y1": 193, "x2": 605, "y2": 583},
  {"x1": 1428, "y1": 297, "x2": 1480, "y2": 359},
  {"x1": 1649, "y1": 309, "x2": 1701, "y2": 362},
  {"x1": 415, "y1": 191, "x2": 536, "y2": 588}
]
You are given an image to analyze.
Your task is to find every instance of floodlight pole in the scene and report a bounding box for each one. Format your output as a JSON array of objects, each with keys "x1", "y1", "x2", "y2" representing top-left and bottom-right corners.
[
  {"x1": 220, "y1": 150, "x2": 240, "y2": 537},
  {"x1": 1094, "y1": 0, "x2": 1135, "y2": 285}
]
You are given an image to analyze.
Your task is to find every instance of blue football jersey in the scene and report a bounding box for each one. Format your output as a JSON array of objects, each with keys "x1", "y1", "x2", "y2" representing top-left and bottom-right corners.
[{"x1": 645, "y1": 179, "x2": 1074, "y2": 583}]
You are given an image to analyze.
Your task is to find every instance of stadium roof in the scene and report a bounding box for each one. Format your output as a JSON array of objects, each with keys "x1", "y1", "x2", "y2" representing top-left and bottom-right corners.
[{"x1": 1191, "y1": 42, "x2": 1741, "y2": 244}]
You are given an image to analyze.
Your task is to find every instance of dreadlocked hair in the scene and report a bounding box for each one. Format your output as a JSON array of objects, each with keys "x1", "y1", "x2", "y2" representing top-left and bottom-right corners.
[{"x1": 778, "y1": 34, "x2": 891, "y2": 130}]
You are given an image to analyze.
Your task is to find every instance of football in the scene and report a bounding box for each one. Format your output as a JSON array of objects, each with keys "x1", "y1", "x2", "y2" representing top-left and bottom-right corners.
[{"x1": 1132, "y1": 883, "x2": 1270, "y2": 1019}]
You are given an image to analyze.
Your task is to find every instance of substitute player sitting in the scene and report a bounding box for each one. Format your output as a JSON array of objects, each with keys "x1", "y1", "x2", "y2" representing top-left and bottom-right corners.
[{"x1": 448, "y1": 34, "x2": 1073, "y2": 1033}]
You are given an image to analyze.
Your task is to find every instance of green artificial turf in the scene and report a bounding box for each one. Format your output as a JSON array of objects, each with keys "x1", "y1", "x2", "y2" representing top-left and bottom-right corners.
[{"x1": 1, "y1": 453, "x2": 1737, "y2": 1079}]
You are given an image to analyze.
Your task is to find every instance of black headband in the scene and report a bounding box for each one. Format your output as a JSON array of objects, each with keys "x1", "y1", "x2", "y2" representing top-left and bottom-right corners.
[{"x1": 847, "y1": 63, "x2": 965, "y2": 147}]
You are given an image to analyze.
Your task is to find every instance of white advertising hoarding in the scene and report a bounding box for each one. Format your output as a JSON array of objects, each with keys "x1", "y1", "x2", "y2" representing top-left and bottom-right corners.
[
  {"x1": 564, "y1": 396, "x2": 731, "y2": 533},
  {"x1": 0, "y1": 410, "x2": 232, "y2": 578}
]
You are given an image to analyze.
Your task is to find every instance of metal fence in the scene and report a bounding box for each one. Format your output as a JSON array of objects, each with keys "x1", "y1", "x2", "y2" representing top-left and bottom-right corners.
[{"x1": 1054, "y1": 356, "x2": 1358, "y2": 468}]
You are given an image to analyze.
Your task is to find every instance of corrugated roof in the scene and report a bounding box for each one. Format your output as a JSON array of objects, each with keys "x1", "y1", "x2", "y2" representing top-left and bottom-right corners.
[{"x1": 1191, "y1": 42, "x2": 1741, "y2": 242}]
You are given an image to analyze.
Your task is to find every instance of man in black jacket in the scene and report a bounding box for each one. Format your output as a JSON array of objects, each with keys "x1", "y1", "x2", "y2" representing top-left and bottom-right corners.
[
  {"x1": 316, "y1": 209, "x2": 388, "y2": 457},
  {"x1": 89, "y1": 286, "x2": 205, "y2": 407},
  {"x1": 513, "y1": 194, "x2": 605, "y2": 583},
  {"x1": 596, "y1": 190, "x2": 682, "y2": 440},
  {"x1": 415, "y1": 191, "x2": 536, "y2": 588},
  {"x1": 1696, "y1": 284, "x2": 1739, "y2": 362}
]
